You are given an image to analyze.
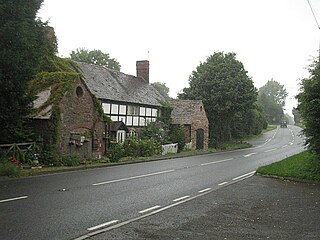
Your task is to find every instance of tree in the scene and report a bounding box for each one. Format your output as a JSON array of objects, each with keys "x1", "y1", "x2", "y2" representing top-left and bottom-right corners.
[
  {"x1": 257, "y1": 79, "x2": 288, "y2": 124},
  {"x1": 178, "y1": 52, "x2": 257, "y2": 144},
  {"x1": 296, "y1": 59, "x2": 320, "y2": 158},
  {"x1": 0, "y1": 0, "x2": 51, "y2": 143},
  {"x1": 70, "y1": 48, "x2": 121, "y2": 71},
  {"x1": 150, "y1": 82, "x2": 171, "y2": 100}
]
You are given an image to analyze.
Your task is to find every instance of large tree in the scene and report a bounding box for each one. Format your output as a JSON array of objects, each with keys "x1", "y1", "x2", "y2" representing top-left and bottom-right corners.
[
  {"x1": 0, "y1": 0, "x2": 50, "y2": 143},
  {"x1": 70, "y1": 48, "x2": 121, "y2": 71},
  {"x1": 257, "y1": 79, "x2": 288, "y2": 124},
  {"x1": 150, "y1": 82, "x2": 170, "y2": 100},
  {"x1": 178, "y1": 52, "x2": 257, "y2": 143},
  {"x1": 297, "y1": 59, "x2": 320, "y2": 158}
]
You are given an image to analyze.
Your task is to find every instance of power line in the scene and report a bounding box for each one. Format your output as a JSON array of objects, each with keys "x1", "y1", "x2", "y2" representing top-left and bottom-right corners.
[{"x1": 307, "y1": 0, "x2": 320, "y2": 29}]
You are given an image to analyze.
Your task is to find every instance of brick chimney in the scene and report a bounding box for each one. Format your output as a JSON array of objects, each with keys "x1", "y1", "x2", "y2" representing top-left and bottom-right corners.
[{"x1": 136, "y1": 60, "x2": 149, "y2": 83}]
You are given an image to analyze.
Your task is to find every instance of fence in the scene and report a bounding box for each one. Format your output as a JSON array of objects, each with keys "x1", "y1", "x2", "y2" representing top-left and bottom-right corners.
[
  {"x1": 0, "y1": 142, "x2": 36, "y2": 157},
  {"x1": 161, "y1": 143, "x2": 178, "y2": 155},
  {"x1": 184, "y1": 141, "x2": 192, "y2": 150}
]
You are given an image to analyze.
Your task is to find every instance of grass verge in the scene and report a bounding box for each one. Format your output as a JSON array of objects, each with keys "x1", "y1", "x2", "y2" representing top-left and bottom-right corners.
[{"x1": 256, "y1": 150, "x2": 320, "y2": 182}]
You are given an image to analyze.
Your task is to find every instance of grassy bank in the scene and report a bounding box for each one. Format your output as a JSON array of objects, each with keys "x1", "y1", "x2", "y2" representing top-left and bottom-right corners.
[{"x1": 257, "y1": 150, "x2": 320, "y2": 182}]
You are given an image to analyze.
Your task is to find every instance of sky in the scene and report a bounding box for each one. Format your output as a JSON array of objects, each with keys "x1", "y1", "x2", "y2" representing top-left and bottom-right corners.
[{"x1": 38, "y1": 0, "x2": 320, "y2": 116}]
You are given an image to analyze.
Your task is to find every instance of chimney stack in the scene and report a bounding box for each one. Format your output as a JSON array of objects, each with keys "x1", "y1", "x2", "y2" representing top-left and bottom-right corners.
[{"x1": 136, "y1": 60, "x2": 149, "y2": 83}]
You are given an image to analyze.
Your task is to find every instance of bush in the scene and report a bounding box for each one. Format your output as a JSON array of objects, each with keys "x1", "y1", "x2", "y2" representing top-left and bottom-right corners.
[
  {"x1": 60, "y1": 155, "x2": 81, "y2": 166},
  {"x1": 169, "y1": 124, "x2": 186, "y2": 152},
  {"x1": 0, "y1": 158, "x2": 21, "y2": 177},
  {"x1": 139, "y1": 139, "x2": 161, "y2": 157},
  {"x1": 108, "y1": 143, "x2": 124, "y2": 162}
]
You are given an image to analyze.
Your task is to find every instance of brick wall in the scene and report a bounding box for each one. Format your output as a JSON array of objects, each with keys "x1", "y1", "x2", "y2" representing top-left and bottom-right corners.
[
  {"x1": 190, "y1": 105, "x2": 209, "y2": 150},
  {"x1": 58, "y1": 81, "x2": 105, "y2": 158}
]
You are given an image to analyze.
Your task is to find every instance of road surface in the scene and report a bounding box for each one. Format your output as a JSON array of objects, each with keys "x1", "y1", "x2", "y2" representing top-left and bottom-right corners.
[{"x1": 0, "y1": 125, "x2": 305, "y2": 239}]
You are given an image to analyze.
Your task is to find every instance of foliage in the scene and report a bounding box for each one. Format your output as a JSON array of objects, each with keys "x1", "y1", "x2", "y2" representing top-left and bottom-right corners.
[
  {"x1": 70, "y1": 48, "x2": 121, "y2": 71},
  {"x1": 0, "y1": 0, "x2": 56, "y2": 143},
  {"x1": 150, "y1": 82, "x2": 171, "y2": 100},
  {"x1": 178, "y1": 52, "x2": 258, "y2": 144},
  {"x1": 169, "y1": 124, "x2": 186, "y2": 152},
  {"x1": 257, "y1": 151, "x2": 320, "y2": 182},
  {"x1": 297, "y1": 59, "x2": 320, "y2": 158},
  {"x1": 141, "y1": 121, "x2": 170, "y2": 144},
  {"x1": 60, "y1": 155, "x2": 81, "y2": 167},
  {"x1": 257, "y1": 79, "x2": 288, "y2": 124},
  {"x1": 107, "y1": 137, "x2": 161, "y2": 162},
  {"x1": 0, "y1": 158, "x2": 21, "y2": 177}
]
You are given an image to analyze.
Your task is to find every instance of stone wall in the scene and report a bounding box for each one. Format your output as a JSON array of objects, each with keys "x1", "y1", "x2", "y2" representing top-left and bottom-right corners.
[{"x1": 58, "y1": 80, "x2": 105, "y2": 158}]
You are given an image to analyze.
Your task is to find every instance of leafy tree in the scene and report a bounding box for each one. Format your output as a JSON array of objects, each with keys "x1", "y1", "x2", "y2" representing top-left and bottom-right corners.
[
  {"x1": 257, "y1": 79, "x2": 288, "y2": 124},
  {"x1": 296, "y1": 59, "x2": 320, "y2": 158},
  {"x1": 150, "y1": 82, "x2": 171, "y2": 100},
  {"x1": 178, "y1": 52, "x2": 257, "y2": 144},
  {"x1": 0, "y1": 0, "x2": 51, "y2": 143},
  {"x1": 70, "y1": 48, "x2": 121, "y2": 71}
]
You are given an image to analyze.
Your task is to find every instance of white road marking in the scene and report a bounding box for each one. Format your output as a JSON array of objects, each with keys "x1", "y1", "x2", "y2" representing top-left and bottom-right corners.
[
  {"x1": 282, "y1": 145, "x2": 288, "y2": 148},
  {"x1": 264, "y1": 148, "x2": 277, "y2": 153},
  {"x1": 200, "y1": 158, "x2": 234, "y2": 166},
  {"x1": 218, "y1": 182, "x2": 228, "y2": 186},
  {"x1": 232, "y1": 171, "x2": 256, "y2": 181},
  {"x1": 173, "y1": 195, "x2": 190, "y2": 202},
  {"x1": 139, "y1": 205, "x2": 161, "y2": 214},
  {"x1": 92, "y1": 169, "x2": 175, "y2": 186},
  {"x1": 198, "y1": 188, "x2": 211, "y2": 193},
  {"x1": 289, "y1": 142, "x2": 294, "y2": 145},
  {"x1": 243, "y1": 153, "x2": 257, "y2": 158},
  {"x1": 87, "y1": 220, "x2": 119, "y2": 231},
  {"x1": 0, "y1": 196, "x2": 28, "y2": 203}
]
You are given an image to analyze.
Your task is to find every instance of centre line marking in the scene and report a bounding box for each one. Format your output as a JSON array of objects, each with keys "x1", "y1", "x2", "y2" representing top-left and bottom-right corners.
[
  {"x1": 264, "y1": 148, "x2": 277, "y2": 153},
  {"x1": 93, "y1": 169, "x2": 175, "y2": 186},
  {"x1": 87, "y1": 220, "x2": 119, "y2": 231},
  {"x1": 233, "y1": 171, "x2": 256, "y2": 181},
  {"x1": 0, "y1": 196, "x2": 28, "y2": 203},
  {"x1": 139, "y1": 205, "x2": 161, "y2": 214},
  {"x1": 200, "y1": 158, "x2": 234, "y2": 166},
  {"x1": 173, "y1": 195, "x2": 190, "y2": 202},
  {"x1": 243, "y1": 153, "x2": 257, "y2": 158},
  {"x1": 282, "y1": 145, "x2": 288, "y2": 148},
  {"x1": 198, "y1": 188, "x2": 211, "y2": 193},
  {"x1": 218, "y1": 182, "x2": 228, "y2": 186}
]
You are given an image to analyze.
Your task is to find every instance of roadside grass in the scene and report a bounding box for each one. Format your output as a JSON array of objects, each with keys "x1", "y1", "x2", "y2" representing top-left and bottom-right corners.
[
  {"x1": 261, "y1": 124, "x2": 277, "y2": 134},
  {"x1": 257, "y1": 150, "x2": 320, "y2": 182}
]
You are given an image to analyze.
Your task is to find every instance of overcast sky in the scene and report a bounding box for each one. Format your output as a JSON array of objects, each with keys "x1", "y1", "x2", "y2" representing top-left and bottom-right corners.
[{"x1": 38, "y1": 0, "x2": 320, "y2": 116}]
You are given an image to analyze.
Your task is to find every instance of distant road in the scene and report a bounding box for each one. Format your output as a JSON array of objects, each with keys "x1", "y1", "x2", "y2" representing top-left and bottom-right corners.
[{"x1": 0, "y1": 125, "x2": 305, "y2": 240}]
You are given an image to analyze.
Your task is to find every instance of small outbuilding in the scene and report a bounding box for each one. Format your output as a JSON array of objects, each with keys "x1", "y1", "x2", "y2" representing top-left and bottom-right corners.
[{"x1": 169, "y1": 100, "x2": 209, "y2": 150}]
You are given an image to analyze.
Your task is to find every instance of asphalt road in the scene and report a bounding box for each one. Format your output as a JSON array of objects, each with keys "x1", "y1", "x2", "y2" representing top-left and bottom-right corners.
[{"x1": 0, "y1": 125, "x2": 305, "y2": 240}]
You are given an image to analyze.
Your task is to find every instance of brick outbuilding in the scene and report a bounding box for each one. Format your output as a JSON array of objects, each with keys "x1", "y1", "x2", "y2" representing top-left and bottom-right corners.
[{"x1": 169, "y1": 100, "x2": 209, "y2": 150}]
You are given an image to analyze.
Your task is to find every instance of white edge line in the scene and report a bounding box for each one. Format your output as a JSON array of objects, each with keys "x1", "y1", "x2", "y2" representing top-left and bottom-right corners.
[
  {"x1": 87, "y1": 220, "x2": 119, "y2": 231},
  {"x1": 198, "y1": 188, "x2": 211, "y2": 193},
  {"x1": 218, "y1": 182, "x2": 228, "y2": 186},
  {"x1": 173, "y1": 195, "x2": 190, "y2": 202},
  {"x1": 264, "y1": 148, "x2": 278, "y2": 153},
  {"x1": 93, "y1": 169, "x2": 174, "y2": 186},
  {"x1": 200, "y1": 158, "x2": 234, "y2": 166},
  {"x1": 233, "y1": 171, "x2": 256, "y2": 181},
  {"x1": 0, "y1": 196, "x2": 28, "y2": 203},
  {"x1": 139, "y1": 205, "x2": 161, "y2": 214}
]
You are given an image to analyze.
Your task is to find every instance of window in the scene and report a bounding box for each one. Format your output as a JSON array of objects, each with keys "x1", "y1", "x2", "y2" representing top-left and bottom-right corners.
[
  {"x1": 126, "y1": 116, "x2": 133, "y2": 126},
  {"x1": 111, "y1": 104, "x2": 119, "y2": 114},
  {"x1": 133, "y1": 116, "x2": 139, "y2": 126},
  {"x1": 128, "y1": 105, "x2": 139, "y2": 115},
  {"x1": 76, "y1": 86, "x2": 84, "y2": 98},
  {"x1": 102, "y1": 103, "x2": 111, "y2": 114},
  {"x1": 111, "y1": 116, "x2": 118, "y2": 121},
  {"x1": 140, "y1": 107, "x2": 146, "y2": 116},
  {"x1": 119, "y1": 105, "x2": 126, "y2": 115},
  {"x1": 117, "y1": 130, "x2": 126, "y2": 143},
  {"x1": 152, "y1": 109, "x2": 158, "y2": 117},
  {"x1": 146, "y1": 108, "x2": 152, "y2": 116},
  {"x1": 139, "y1": 117, "x2": 146, "y2": 126}
]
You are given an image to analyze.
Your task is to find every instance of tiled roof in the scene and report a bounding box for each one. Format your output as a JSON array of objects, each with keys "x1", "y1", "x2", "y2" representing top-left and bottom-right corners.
[
  {"x1": 169, "y1": 99, "x2": 204, "y2": 125},
  {"x1": 77, "y1": 62, "x2": 165, "y2": 107}
]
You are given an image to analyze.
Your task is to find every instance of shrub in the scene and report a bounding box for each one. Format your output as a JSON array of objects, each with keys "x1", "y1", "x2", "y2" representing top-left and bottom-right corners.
[
  {"x1": 60, "y1": 155, "x2": 81, "y2": 166},
  {"x1": 108, "y1": 143, "x2": 124, "y2": 162},
  {"x1": 139, "y1": 139, "x2": 161, "y2": 157},
  {"x1": 169, "y1": 124, "x2": 186, "y2": 152},
  {"x1": 0, "y1": 158, "x2": 21, "y2": 177}
]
